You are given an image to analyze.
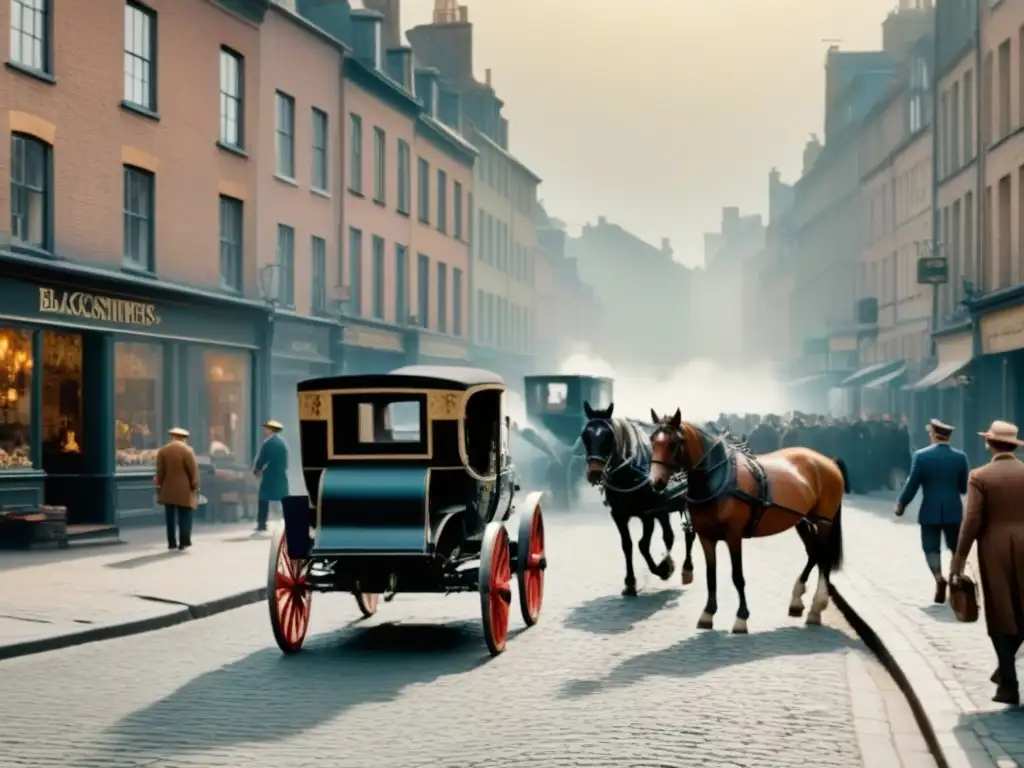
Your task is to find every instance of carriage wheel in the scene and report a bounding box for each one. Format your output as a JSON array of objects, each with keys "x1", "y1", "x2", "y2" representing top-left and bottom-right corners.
[
  {"x1": 354, "y1": 592, "x2": 380, "y2": 617},
  {"x1": 517, "y1": 492, "x2": 546, "y2": 627},
  {"x1": 267, "y1": 528, "x2": 312, "y2": 654},
  {"x1": 479, "y1": 522, "x2": 512, "y2": 655}
]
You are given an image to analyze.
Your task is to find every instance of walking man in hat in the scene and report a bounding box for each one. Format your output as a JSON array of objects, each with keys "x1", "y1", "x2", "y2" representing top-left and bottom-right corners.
[
  {"x1": 155, "y1": 427, "x2": 200, "y2": 550},
  {"x1": 895, "y1": 418, "x2": 971, "y2": 603},
  {"x1": 254, "y1": 419, "x2": 289, "y2": 533},
  {"x1": 951, "y1": 420, "x2": 1024, "y2": 706}
]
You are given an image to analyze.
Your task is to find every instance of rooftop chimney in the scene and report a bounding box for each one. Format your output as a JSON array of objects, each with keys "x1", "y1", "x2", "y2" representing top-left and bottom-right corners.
[
  {"x1": 497, "y1": 116, "x2": 508, "y2": 149},
  {"x1": 350, "y1": 9, "x2": 384, "y2": 70},
  {"x1": 386, "y1": 46, "x2": 413, "y2": 90},
  {"x1": 405, "y1": 3, "x2": 473, "y2": 88},
  {"x1": 438, "y1": 88, "x2": 462, "y2": 131},
  {"x1": 361, "y1": 0, "x2": 400, "y2": 50},
  {"x1": 415, "y1": 67, "x2": 440, "y2": 118},
  {"x1": 485, "y1": 68, "x2": 492, "y2": 86}
]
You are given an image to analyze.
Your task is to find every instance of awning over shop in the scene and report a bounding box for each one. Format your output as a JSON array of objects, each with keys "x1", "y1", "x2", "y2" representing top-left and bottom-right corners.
[
  {"x1": 907, "y1": 359, "x2": 971, "y2": 391},
  {"x1": 787, "y1": 373, "x2": 830, "y2": 388},
  {"x1": 838, "y1": 360, "x2": 904, "y2": 388},
  {"x1": 864, "y1": 364, "x2": 906, "y2": 390}
]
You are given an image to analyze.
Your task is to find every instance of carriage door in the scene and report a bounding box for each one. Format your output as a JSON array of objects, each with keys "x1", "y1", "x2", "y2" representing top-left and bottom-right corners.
[{"x1": 464, "y1": 390, "x2": 502, "y2": 525}]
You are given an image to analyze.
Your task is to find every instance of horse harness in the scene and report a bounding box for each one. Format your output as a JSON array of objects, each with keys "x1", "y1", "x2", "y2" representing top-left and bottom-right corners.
[{"x1": 660, "y1": 430, "x2": 825, "y2": 538}]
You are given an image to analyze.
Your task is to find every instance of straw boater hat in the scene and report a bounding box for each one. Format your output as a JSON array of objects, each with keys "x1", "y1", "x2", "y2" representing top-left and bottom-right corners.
[
  {"x1": 926, "y1": 418, "x2": 955, "y2": 438},
  {"x1": 263, "y1": 419, "x2": 283, "y2": 431},
  {"x1": 978, "y1": 420, "x2": 1024, "y2": 446},
  {"x1": 168, "y1": 427, "x2": 189, "y2": 438}
]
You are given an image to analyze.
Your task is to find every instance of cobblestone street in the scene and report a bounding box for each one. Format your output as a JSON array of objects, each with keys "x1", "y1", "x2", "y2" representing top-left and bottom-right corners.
[
  {"x1": 0, "y1": 505, "x2": 933, "y2": 768},
  {"x1": 837, "y1": 495, "x2": 1024, "y2": 767}
]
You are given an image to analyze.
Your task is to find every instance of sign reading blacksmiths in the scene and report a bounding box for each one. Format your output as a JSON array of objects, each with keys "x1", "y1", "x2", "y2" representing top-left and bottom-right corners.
[
  {"x1": 39, "y1": 287, "x2": 160, "y2": 326},
  {"x1": 916, "y1": 256, "x2": 949, "y2": 285}
]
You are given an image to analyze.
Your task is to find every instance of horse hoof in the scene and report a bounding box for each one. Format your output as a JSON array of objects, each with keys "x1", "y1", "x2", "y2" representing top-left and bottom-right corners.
[
  {"x1": 696, "y1": 613, "x2": 714, "y2": 630},
  {"x1": 622, "y1": 585, "x2": 638, "y2": 597},
  {"x1": 732, "y1": 619, "x2": 748, "y2": 634},
  {"x1": 805, "y1": 612, "x2": 822, "y2": 626},
  {"x1": 656, "y1": 556, "x2": 675, "y2": 580},
  {"x1": 788, "y1": 605, "x2": 804, "y2": 618},
  {"x1": 681, "y1": 569, "x2": 694, "y2": 586}
]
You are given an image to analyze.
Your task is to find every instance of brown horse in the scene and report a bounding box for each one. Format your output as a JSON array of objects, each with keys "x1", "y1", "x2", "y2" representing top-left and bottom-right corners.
[{"x1": 647, "y1": 409, "x2": 849, "y2": 633}]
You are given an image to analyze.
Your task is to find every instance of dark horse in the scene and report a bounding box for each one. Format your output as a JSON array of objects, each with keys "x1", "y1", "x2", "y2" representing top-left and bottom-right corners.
[
  {"x1": 580, "y1": 401, "x2": 697, "y2": 596},
  {"x1": 648, "y1": 409, "x2": 849, "y2": 632}
]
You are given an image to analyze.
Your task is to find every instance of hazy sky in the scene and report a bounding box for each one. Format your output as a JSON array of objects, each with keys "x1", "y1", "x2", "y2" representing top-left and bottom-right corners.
[{"x1": 388, "y1": 0, "x2": 900, "y2": 267}]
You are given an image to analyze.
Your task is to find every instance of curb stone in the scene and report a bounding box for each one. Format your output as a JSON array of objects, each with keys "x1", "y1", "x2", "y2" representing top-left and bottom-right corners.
[
  {"x1": 0, "y1": 586, "x2": 266, "y2": 662},
  {"x1": 830, "y1": 574, "x2": 1004, "y2": 768}
]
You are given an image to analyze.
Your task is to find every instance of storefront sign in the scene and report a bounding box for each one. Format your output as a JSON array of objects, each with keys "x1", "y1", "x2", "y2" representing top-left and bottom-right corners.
[
  {"x1": 828, "y1": 335, "x2": 858, "y2": 353},
  {"x1": 936, "y1": 332, "x2": 972, "y2": 366},
  {"x1": 981, "y1": 306, "x2": 1024, "y2": 355},
  {"x1": 272, "y1": 318, "x2": 332, "y2": 361},
  {"x1": 419, "y1": 337, "x2": 468, "y2": 360},
  {"x1": 39, "y1": 287, "x2": 160, "y2": 326},
  {"x1": 343, "y1": 325, "x2": 403, "y2": 352}
]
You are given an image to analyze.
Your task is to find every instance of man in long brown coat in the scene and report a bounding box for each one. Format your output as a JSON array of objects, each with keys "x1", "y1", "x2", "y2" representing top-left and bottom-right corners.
[
  {"x1": 155, "y1": 426, "x2": 200, "y2": 551},
  {"x1": 951, "y1": 420, "x2": 1024, "y2": 706}
]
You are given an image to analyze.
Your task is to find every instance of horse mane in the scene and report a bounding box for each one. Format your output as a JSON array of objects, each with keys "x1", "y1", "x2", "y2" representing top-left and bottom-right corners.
[{"x1": 609, "y1": 417, "x2": 646, "y2": 463}]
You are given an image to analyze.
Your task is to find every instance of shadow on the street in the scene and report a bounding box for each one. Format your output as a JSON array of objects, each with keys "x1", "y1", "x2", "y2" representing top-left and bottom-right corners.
[
  {"x1": 958, "y1": 708, "x2": 1024, "y2": 763},
  {"x1": 558, "y1": 624, "x2": 857, "y2": 698},
  {"x1": 106, "y1": 550, "x2": 184, "y2": 569},
  {"x1": 919, "y1": 602, "x2": 959, "y2": 624},
  {"x1": 563, "y1": 588, "x2": 681, "y2": 635},
  {"x1": 101, "y1": 620, "x2": 492, "y2": 753}
]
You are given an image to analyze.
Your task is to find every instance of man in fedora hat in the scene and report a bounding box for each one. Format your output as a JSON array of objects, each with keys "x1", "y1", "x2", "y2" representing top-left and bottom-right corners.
[
  {"x1": 951, "y1": 420, "x2": 1024, "y2": 706},
  {"x1": 155, "y1": 427, "x2": 200, "y2": 550},
  {"x1": 253, "y1": 419, "x2": 289, "y2": 532},
  {"x1": 895, "y1": 418, "x2": 971, "y2": 603}
]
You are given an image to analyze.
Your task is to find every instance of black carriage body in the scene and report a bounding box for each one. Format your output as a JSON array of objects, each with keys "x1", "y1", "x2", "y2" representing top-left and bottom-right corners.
[
  {"x1": 289, "y1": 365, "x2": 510, "y2": 593},
  {"x1": 523, "y1": 375, "x2": 613, "y2": 447}
]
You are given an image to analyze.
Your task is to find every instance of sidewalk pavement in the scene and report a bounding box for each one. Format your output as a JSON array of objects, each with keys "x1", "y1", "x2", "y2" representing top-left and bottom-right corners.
[
  {"x1": 0, "y1": 521, "x2": 271, "y2": 660},
  {"x1": 836, "y1": 494, "x2": 1024, "y2": 768}
]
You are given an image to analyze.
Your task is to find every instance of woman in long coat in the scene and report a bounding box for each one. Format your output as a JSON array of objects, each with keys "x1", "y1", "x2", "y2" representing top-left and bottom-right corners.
[{"x1": 951, "y1": 420, "x2": 1024, "y2": 706}]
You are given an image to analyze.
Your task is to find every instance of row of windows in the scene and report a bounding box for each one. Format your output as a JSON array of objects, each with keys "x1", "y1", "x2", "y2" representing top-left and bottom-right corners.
[
  {"x1": 10, "y1": 133, "x2": 161, "y2": 273},
  {"x1": 478, "y1": 145, "x2": 534, "y2": 217},
  {"x1": 345, "y1": 228, "x2": 464, "y2": 336},
  {"x1": 477, "y1": 209, "x2": 534, "y2": 284},
  {"x1": 475, "y1": 290, "x2": 531, "y2": 354},
  {"x1": 10, "y1": 2, "x2": 332, "y2": 198},
  {"x1": 863, "y1": 160, "x2": 931, "y2": 242},
  {"x1": 272, "y1": 223, "x2": 328, "y2": 312},
  {"x1": 937, "y1": 66, "x2": 976, "y2": 180},
  {"x1": 937, "y1": 191, "x2": 976, "y2": 320},
  {"x1": 347, "y1": 114, "x2": 465, "y2": 240}
]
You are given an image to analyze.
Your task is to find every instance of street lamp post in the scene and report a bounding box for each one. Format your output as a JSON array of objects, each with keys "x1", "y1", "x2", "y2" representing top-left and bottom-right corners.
[{"x1": 258, "y1": 263, "x2": 281, "y2": 431}]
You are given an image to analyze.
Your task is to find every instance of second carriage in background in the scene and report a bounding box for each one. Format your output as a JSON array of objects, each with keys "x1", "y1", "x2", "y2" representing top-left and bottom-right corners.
[{"x1": 267, "y1": 366, "x2": 546, "y2": 657}]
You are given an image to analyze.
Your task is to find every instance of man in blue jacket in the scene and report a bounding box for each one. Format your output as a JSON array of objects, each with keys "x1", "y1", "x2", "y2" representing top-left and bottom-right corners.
[
  {"x1": 896, "y1": 418, "x2": 970, "y2": 603},
  {"x1": 254, "y1": 419, "x2": 289, "y2": 533}
]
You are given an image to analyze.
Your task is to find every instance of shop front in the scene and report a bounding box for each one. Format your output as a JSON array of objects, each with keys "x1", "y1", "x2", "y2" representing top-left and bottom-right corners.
[
  {"x1": 909, "y1": 329, "x2": 973, "y2": 452},
  {"x1": 336, "y1": 322, "x2": 407, "y2": 375},
  {"x1": 270, "y1": 316, "x2": 336, "y2": 488},
  {"x1": 409, "y1": 333, "x2": 470, "y2": 368},
  {"x1": 0, "y1": 268, "x2": 266, "y2": 531},
  {"x1": 977, "y1": 303, "x2": 1024, "y2": 429}
]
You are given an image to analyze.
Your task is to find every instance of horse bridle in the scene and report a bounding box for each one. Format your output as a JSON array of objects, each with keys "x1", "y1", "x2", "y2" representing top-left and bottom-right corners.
[
  {"x1": 651, "y1": 424, "x2": 730, "y2": 478},
  {"x1": 586, "y1": 418, "x2": 650, "y2": 494}
]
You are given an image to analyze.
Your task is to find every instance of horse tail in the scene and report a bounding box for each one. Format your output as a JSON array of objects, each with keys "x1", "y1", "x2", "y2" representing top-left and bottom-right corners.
[
  {"x1": 825, "y1": 501, "x2": 844, "y2": 572},
  {"x1": 832, "y1": 456, "x2": 851, "y2": 494}
]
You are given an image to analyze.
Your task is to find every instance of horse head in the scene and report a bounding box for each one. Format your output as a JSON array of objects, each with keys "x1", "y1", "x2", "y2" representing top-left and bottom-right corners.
[
  {"x1": 581, "y1": 400, "x2": 616, "y2": 485},
  {"x1": 648, "y1": 407, "x2": 702, "y2": 491}
]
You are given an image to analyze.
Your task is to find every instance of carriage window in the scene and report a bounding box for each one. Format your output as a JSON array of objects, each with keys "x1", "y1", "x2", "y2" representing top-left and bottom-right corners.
[
  {"x1": 546, "y1": 383, "x2": 568, "y2": 411},
  {"x1": 356, "y1": 399, "x2": 421, "y2": 443},
  {"x1": 465, "y1": 389, "x2": 501, "y2": 476}
]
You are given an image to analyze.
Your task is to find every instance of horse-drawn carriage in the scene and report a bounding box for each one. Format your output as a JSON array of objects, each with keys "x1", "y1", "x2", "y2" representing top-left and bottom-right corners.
[
  {"x1": 513, "y1": 375, "x2": 614, "y2": 507},
  {"x1": 267, "y1": 365, "x2": 546, "y2": 656}
]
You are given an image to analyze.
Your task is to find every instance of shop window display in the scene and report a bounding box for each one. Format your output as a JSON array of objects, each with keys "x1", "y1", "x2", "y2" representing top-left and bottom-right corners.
[
  {"x1": 0, "y1": 328, "x2": 33, "y2": 470},
  {"x1": 115, "y1": 342, "x2": 163, "y2": 467},
  {"x1": 205, "y1": 350, "x2": 250, "y2": 461},
  {"x1": 41, "y1": 332, "x2": 84, "y2": 463}
]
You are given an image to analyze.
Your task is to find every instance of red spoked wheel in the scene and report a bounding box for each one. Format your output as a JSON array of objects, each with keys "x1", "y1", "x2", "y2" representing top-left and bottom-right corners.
[
  {"x1": 267, "y1": 528, "x2": 312, "y2": 654},
  {"x1": 354, "y1": 592, "x2": 380, "y2": 617},
  {"x1": 479, "y1": 522, "x2": 512, "y2": 655},
  {"x1": 516, "y1": 492, "x2": 546, "y2": 627}
]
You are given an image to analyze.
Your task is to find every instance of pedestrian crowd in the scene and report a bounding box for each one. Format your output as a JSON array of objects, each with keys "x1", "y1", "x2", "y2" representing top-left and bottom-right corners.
[
  {"x1": 705, "y1": 412, "x2": 912, "y2": 494},
  {"x1": 704, "y1": 411, "x2": 1022, "y2": 707}
]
